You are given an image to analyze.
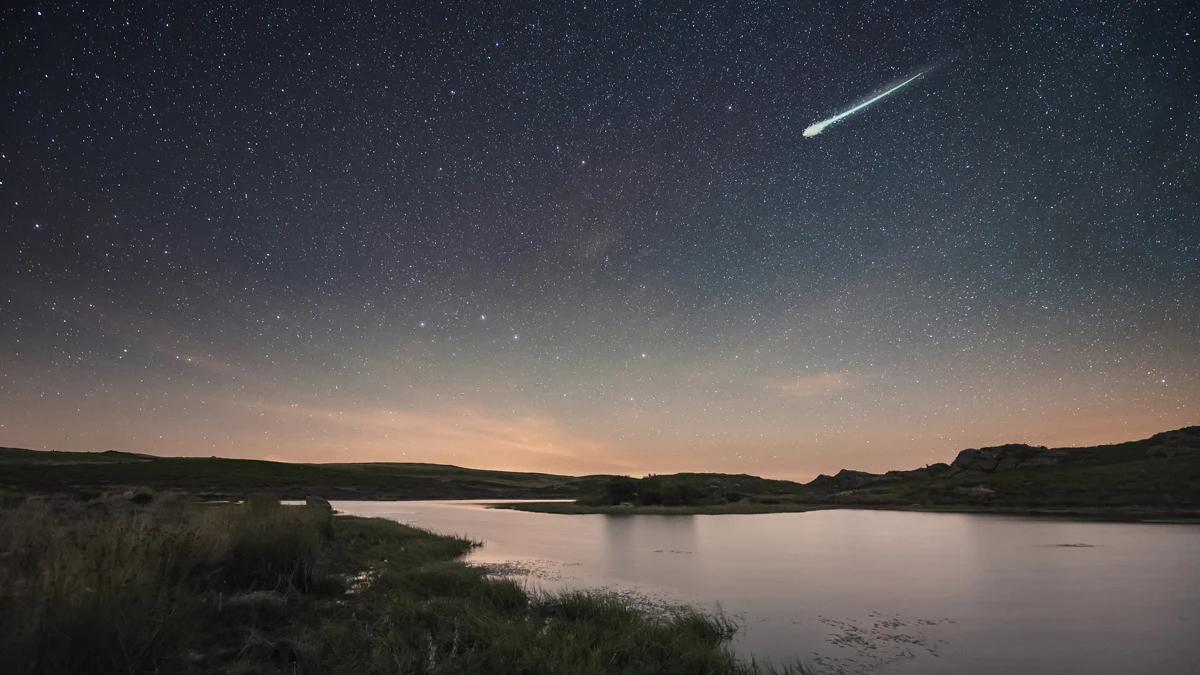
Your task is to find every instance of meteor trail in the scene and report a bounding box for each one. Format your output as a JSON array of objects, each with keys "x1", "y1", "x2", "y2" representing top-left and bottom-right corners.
[{"x1": 803, "y1": 71, "x2": 926, "y2": 137}]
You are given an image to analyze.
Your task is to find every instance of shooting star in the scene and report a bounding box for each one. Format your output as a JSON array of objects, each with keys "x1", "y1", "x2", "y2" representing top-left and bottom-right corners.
[{"x1": 804, "y1": 71, "x2": 926, "y2": 137}]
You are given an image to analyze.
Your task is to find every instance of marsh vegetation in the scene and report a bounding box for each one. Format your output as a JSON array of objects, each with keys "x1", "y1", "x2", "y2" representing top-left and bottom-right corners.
[{"x1": 0, "y1": 493, "x2": 809, "y2": 674}]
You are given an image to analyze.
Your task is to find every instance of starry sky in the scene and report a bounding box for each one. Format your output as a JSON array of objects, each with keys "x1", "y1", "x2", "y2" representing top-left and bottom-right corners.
[{"x1": 1, "y1": 1, "x2": 1197, "y2": 478}]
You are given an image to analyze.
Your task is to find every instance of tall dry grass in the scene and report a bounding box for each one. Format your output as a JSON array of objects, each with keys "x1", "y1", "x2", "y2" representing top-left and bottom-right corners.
[
  {"x1": 0, "y1": 497, "x2": 813, "y2": 675},
  {"x1": 0, "y1": 495, "x2": 331, "y2": 674}
]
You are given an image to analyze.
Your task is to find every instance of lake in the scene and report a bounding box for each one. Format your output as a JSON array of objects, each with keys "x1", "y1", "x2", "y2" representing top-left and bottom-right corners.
[{"x1": 334, "y1": 501, "x2": 1200, "y2": 675}]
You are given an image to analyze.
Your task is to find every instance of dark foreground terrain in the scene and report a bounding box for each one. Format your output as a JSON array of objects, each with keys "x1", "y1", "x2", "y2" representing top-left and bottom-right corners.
[
  {"x1": 0, "y1": 496, "x2": 806, "y2": 675},
  {"x1": 3, "y1": 426, "x2": 1198, "y2": 519}
]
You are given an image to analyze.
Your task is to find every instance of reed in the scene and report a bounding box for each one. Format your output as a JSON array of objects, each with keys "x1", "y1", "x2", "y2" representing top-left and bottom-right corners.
[
  {"x1": 0, "y1": 495, "x2": 331, "y2": 674},
  {"x1": 0, "y1": 496, "x2": 811, "y2": 674}
]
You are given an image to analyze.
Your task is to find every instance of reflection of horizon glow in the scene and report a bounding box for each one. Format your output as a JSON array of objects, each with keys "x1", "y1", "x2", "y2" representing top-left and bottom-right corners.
[{"x1": 804, "y1": 71, "x2": 926, "y2": 137}]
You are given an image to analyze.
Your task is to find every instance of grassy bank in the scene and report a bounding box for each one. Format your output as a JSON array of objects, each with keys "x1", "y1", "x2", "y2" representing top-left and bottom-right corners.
[{"x1": 0, "y1": 495, "x2": 809, "y2": 674}]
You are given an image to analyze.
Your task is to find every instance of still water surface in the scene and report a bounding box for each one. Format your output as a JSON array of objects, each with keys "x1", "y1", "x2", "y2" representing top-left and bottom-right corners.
[{"x1": 335, "y1": 501, "x2": 1200, "y2": 675}]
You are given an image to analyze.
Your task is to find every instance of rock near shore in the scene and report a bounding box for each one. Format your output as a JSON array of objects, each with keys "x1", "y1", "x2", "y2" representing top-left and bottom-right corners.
[{"x1": 305, "y1": 495, "x2": 332, "y2": 509}]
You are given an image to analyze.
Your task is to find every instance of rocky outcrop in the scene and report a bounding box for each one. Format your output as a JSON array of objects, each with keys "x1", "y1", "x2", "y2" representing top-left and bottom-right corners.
[
  {"x1": 1145, "y1": 427, "x2": 1200, "y2": 458},
  {"x1": 885, "y1": 464, "x2": 956, "y2": 480},
  {"x1": 950, "y1": 444, "x2": 1066, "y2": 474},
  {"x1": 808, "y1": 463, "x2": 957, "y2": 492},
  {"x1": 809, "y1": 469, "x2": 895, "y2": 492},
  {"x1": 923, "y1": 462, "x2": 955, "y2": 478},
  {"x1": 802, "y1": 426, "x2": 1200, "y2": 497}
]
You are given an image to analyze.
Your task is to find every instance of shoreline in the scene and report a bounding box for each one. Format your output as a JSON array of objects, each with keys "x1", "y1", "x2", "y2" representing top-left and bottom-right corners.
[
  {"x1": 5, "y1": 426, "x2": 1196, "y2": 520},
  {"x1": 488, "y1": 500, "x2": 1200, "y2": 523}
]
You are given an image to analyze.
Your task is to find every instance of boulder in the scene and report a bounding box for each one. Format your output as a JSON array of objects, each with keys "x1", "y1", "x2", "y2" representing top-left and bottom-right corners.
[
  {"x1": 305, "y1": 495, "x2": 332, "y2": 509},
  {"x1": 223, "y1": 591, "x2": 288, "y2": 615}
]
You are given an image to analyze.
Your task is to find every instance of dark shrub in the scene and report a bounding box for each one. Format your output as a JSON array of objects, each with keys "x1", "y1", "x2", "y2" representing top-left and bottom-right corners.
[
  {"x1": 246, "y1": 492, "x2": 282, "y2": 509},
  {"x1": 214, "y1": 504, "x2": 325, "y2": 591},
  {"x1": 602, "y1": 476, "x2": 640, "y2": 505}
]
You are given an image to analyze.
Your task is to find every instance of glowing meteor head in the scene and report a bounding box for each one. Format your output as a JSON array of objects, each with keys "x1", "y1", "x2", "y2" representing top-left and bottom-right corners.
[{"x1": 802, "y1": 122, "x2": 827, "y2": 137}]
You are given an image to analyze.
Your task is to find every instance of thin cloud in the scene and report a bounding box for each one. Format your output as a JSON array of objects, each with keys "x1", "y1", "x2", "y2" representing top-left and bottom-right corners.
[
  {"x1": 257, "y1": 400, "x2": 636, "y2": 473},
  {"x1": 766, "y1": 372, "x2": 858, "y2": 398}
]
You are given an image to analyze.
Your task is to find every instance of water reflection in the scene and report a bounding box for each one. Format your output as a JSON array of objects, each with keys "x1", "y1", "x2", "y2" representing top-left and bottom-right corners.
[
  {"x1": 604, "y1": 515, "x2": 699, "y2": 584},
  {"x1": 603, "y1": 514, "x2": 636, "y2": 575},
  {"x1": 336, "y1": 501, "x2": 1200, "y2": 675}
]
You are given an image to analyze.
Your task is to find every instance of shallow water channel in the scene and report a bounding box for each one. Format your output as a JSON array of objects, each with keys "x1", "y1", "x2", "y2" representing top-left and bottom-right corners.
[{"x1": 335, "y1": 500, "x2": 1200, "y2": 675}]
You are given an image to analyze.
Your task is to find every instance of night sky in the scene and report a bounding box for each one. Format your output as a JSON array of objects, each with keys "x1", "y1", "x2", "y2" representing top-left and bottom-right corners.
[{"x1": 2, "y1": 1, "x2": 1197, "y2": 477}]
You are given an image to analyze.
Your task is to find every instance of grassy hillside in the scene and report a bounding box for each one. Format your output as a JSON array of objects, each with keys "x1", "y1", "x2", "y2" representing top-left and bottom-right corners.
[
  {"x1": 509, "y1": 427, "x2": 1200, "y2": 519},
  {"x1": 0, "y1": 448, "x2": 604, "y2": 500},
  {"x1": 3, "y1": 427, "x2": 1197, "y2": 517},
  {"x1": 822, "y1": 428, "x2": 1200, "y2": 512}
]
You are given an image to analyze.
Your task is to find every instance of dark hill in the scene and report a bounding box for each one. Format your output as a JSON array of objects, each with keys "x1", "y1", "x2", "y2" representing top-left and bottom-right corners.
[
  {"x1": 801, "y1": 426, "x2": 1200, "y2": 513},
  {"x1": 1, "y1": 427, "x2": 1197, "y2": 513},
  {"x1": 0, "y1": 447, "x2": 603, "y2": 500}
]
